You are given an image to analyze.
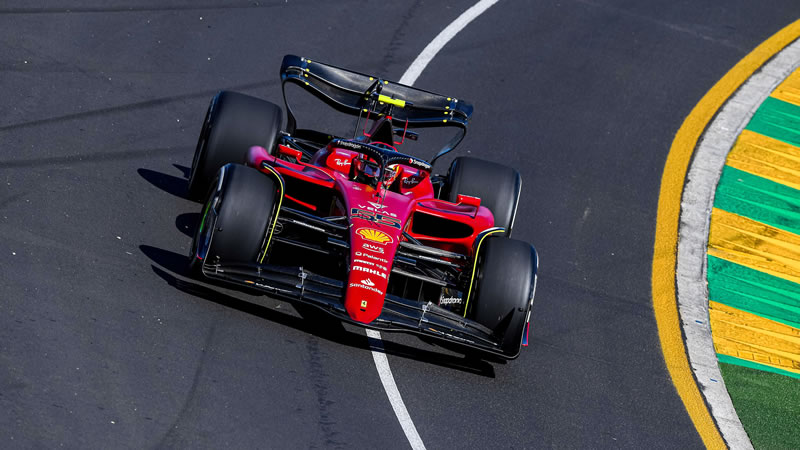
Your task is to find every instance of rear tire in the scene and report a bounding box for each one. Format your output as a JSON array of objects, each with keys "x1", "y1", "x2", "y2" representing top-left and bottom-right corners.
[
  {"x1": 446, "y1": 157, "x2": 521, "y2": 236},
  {"x1": 470, "y1": 235, "x2": 537, "y2": 358},
  {"x1": 188, "y1": 91, "x2": 283, "y2": 201},
  {"x1": 191, "y1": 164, "x2": 278, "y2": 272}
]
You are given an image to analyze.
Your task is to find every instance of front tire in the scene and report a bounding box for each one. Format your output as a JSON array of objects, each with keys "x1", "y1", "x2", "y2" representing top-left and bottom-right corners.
[
  {"x1": 188, "y1": 91, "x2": 283, "y2": 201},
  {"x1": 190, "y1": 164, "x2": 278, "y2": 274},
  {"x1": 469, "y1": 235, "x2": 537, "y2": 358}
]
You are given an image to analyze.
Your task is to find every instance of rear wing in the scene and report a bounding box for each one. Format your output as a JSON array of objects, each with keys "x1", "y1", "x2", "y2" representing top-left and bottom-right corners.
[{"x1": 280, "y1": 54, "x2": 474, "y2": 164}]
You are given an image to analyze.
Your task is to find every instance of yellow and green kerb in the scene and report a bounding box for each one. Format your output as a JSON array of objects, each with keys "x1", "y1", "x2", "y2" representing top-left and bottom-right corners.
[{"x1": 708, "y1": 68, "x2": 800, "y2": 379}]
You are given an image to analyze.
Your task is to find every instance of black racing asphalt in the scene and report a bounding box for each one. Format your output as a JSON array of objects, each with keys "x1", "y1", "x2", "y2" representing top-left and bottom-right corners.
[{"x1": 1, "y1": 1, "x2": 798, "y2": 448}]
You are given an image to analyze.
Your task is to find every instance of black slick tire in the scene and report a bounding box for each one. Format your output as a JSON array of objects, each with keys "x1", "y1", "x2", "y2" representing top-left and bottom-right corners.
[
  {"x1": 199, "y1": 164, "x2": 278, "y2": 266},
  {"x1": 446, "y1": 156, "x2": 521, "y2": 236},
  {"x1": 470, "y1": 235, "x2": 537, "y2": 358},
  {"x1": 188, "y1": 91, "x2": 282, "y2": 201}
]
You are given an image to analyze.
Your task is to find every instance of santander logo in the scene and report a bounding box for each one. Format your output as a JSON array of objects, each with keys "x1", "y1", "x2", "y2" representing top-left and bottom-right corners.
[{"x1": 361, "y1": 278, "x2": 375, "y2": 287}]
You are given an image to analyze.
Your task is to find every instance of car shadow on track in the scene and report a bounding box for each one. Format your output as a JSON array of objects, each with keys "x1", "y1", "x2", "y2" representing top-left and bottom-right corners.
[
  {"x1": 138, "y1": 165, "x2": 191, "y2": 200},
  {"x1": 175, "y1": 213, "x2": 198, "y2": 238},
  {"x1": 139, "y1": 244, "x2": 497, "y2": 377}
]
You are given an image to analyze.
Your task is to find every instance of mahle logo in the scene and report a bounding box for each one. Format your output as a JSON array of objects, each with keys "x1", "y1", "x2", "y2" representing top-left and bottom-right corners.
[{"x1": 356, "y1": 228, "x2": 393, "y2": 245}]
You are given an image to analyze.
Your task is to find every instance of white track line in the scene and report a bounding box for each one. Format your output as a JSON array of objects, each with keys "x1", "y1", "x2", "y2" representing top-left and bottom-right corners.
[
  {"x1": 369, "y1": 1, "x2": 500, "y2": 449},
  {"x1": 366, "y1": 329, "x2": 426, "y2": 450},
  {"x1": 399, "y1": 0, "x2": 500, "y2": 86}
]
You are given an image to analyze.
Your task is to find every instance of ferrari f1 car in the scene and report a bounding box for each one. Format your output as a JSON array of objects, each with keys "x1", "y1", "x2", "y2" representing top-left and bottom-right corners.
[{"x1": 187, "y1": 55, "x2": 538, "y2": 359}]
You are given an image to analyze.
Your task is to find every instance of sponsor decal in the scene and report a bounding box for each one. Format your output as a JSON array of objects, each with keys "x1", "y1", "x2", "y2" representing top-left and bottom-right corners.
[
  {"x1": 439, "y1": 296, "x2": 462, "y2": 305},
  {"x1": 349, "y1": 282, "x2": 383, "y2": 295},
  {"x1": 333, "y1": 157, "x2": 350, "y2": 167},
  {"x1": 354, "y1": 259, "x2": 388, "y2": 272},
  {"x1": 361, "y1": 243, "x2": 385, "y2": 254},
  {"x1": 357, "y1": 227, "x2": 393, "y2": 244},
  {"x1": 412, "y1": 159, "x2": 432, "y2": 172},
  {"x1": 351, "y1": 209, "x2": 401, "y2": 228},
  {"x1": 361, "y1": 278, "x2": 375, "y2": 287},
  {"x1": 438, "y1": 288, "x2": 464, "y2": 306},
  {"x1": 355, "y1": 251, "x2": 389, "y2": 264},
  {"x1": 402, "y1": 174, "x2": 425, "y2": 188},
  {"x1": 357, "y1": 203, "x2": 396, "y2": 217},
  {"x1": 337, "y1": 140, "x2": 362, "y2": 150},
  {"x1": 352, "y1": 265, "x2": 387, "y2": 279},
  {"x1": 391, "y1": 157, "x2": 431, "y2": 172}
]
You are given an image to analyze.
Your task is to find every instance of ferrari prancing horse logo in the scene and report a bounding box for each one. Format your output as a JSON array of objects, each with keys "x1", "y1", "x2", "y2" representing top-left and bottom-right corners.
[{"x1": 356, "y1": 228, "x2": 393, "y2": 245}]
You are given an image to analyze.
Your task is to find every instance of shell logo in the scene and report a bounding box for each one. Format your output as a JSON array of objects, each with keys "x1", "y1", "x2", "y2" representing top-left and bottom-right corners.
[{"x1": 357, "y1": 228, "x2": 393, "y2": 245}]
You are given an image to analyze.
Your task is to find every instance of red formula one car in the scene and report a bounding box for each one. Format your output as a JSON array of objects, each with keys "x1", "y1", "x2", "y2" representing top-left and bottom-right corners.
[{"x1": 188, "y1": 55, "x2": 538, "y2": 359}]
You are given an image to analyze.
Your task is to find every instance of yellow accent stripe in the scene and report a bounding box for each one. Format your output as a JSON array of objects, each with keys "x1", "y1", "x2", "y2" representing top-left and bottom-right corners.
[
  {"x1": 726, "y1": 129, "x2": 800, "y2": 191},
  {"x1": 709, "y1": 301, "x2": 800, "y2": 375},
  {"x1": 652, "y1": 18, "x2": 800, "y2": 449},
  {"x1": 378, "y1": 94, "x2": 406, "y2": 108},
  {"x1": 463, "y1": 228, "x2": 505, "y2": 317},
  {"x1": 709, "y1": 208, "x2": 800, "y2": 285},
  {"x1": 259, "y1": 165, "x2": 285, "y2": 264},
  {"x1": 771, "y1": 67, "x2": 800, "y2": 107}
]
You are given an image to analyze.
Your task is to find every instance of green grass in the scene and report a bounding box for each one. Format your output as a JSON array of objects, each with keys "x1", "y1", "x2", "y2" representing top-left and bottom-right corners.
[{"x1": 719, "y1": 362, "x2": 800, "y2": 449}]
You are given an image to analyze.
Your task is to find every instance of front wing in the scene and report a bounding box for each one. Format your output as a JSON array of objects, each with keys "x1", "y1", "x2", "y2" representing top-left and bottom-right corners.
[{"x1": 199, "y1": 261, "x2": 516, "y2": 358}]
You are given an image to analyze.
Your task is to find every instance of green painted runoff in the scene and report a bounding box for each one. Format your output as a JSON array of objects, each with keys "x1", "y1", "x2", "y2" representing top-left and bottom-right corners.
[
  {"x1": 714, "y1": 166, "x2": 800, "y2": 236},
  {"x1": 746, "y1": 96, "x2": 800, "y2": 147},
  {"x1": 707, "y1": 256, "x2": 800, "y2": 329}
]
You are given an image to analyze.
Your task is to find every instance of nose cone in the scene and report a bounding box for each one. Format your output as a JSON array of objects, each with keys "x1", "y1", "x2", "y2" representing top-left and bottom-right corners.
[
  {"x1": 345, "y1": 226, "x2": 398, "y2": 323},
  {"x1": 344, "y1": 260, "x2": 390, "y2": 323},
  {"x1": 343, "y1": 187, "x2": 409, "y2": 324},
  {"x1": 345, "y1": 293, "x2": 382, "y2": 323}
]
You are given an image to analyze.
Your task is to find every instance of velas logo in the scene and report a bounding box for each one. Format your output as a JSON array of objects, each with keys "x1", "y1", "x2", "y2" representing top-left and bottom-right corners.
[{"x1": 356, "y1": 228, "x2": 393, "y2": 245}]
